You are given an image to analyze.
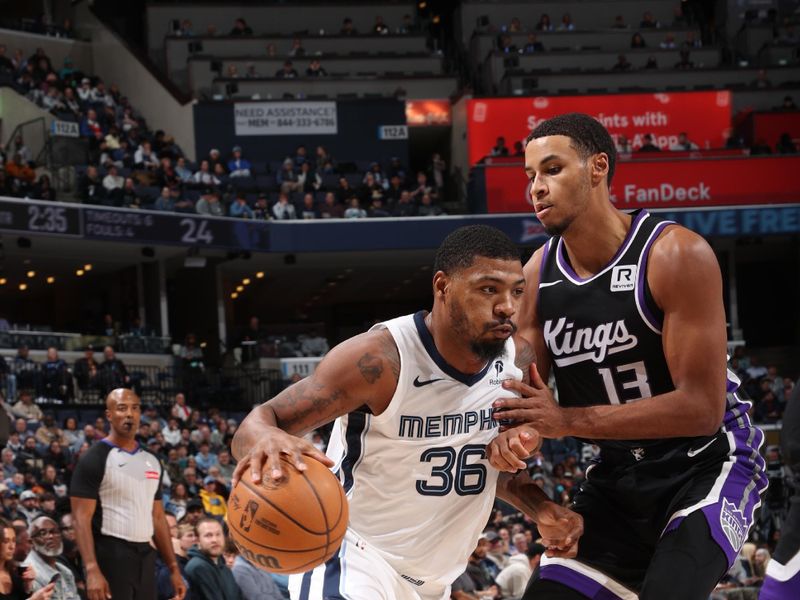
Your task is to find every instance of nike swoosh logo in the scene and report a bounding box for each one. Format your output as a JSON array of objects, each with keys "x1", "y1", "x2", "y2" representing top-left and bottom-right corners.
[
  {"x1": 538, "y1": 279, "x2": 563, "y2": 289},
  {"x1": 413, "y1": 376, "x2": 443, "y2": 387},
  {"x1": 687, "y1": 438, "x2": 717, "y2": 458}
]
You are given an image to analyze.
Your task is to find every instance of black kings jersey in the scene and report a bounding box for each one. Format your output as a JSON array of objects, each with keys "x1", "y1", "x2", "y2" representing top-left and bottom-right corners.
[{"x1": 538, "y1": 210, "x2": 683, "y2": 451}]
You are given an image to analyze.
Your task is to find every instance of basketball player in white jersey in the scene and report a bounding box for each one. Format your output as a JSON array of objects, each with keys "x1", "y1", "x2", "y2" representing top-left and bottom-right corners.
[{"x1": 231, "y1": 225, "x2": 584, "y2": 600}]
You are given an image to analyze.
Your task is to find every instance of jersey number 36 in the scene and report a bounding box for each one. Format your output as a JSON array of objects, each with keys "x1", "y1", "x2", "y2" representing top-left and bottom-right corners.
[{"x1": 416, "y1": 444, "x2": 487, "y2": 496}]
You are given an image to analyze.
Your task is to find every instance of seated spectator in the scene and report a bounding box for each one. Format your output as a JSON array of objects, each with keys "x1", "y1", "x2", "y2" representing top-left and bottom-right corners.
[
  {"x1": 102, "y1": 165, "x2": 124, "y2": 199},
  {"x1": 318, "y1": 192, "x2": 344, "y2": 219},
  {"x1": 685, "y1": 31, "x2": 702, "y2": 48},
  {"x1": 558, "y1": 13, "x2": 575, "y2": 31},
  {"x1": 34, "y1": 413, "x2": 65, "y2": 448},
  {"x1": 227, "y1": 146, "x2": 251, "y2": 178},
  {"x1": 490, "y1": 136, "x2": 509, "y2": 157},
  {"x1": 244, "y1": 63, "x2": 258, "y2": 78},
  {"x1": 397, "y1": 14, "x2": 416, "y2": 34},
  {"x1": 251, "y1": 194, "x2": 269, "y2": 220},
  {"x1": 297, "y1": 161, "x2": 322, "y2": 192},
  {"x1": 512, "y1": 141, "x2": 525, "y2": 156},
  {"x1": 78, "y1": 166, "x2": 104, "y2": 204},
  {"x1": 231, "y1": 549, "x2": 285, "y2": 600},
  {"x1": 40, "y1": 348, "x2": 70, "y2": 402},
  {"x1": 373, "y1": 16, "x2": 389, "y2": 35},
  {"x1": 176, "y1": 19, "x2": 194, "y2": 37},
  {"x1": 195, "y1": 189, "x2": 224, "y2": 216},
  {"x1": 96, "y1": 346, "x2": 130, "y2": 395},
  {"x1": 225, "y1": 65, "x2": 239, "y2": 79},
  {"x1": 275, "y1": 60, "x2": 298, "y2": 79},
  {"x1": 229, "y1": 18, "x2": 252, "y2": 36},
  {"x1": 451, "y1": 535, "x2": 499, "y2": 598},
  {"x1": 192, "y1": 160, "x2": 221, "y2": 187},
  {"x1": 778, "y1": 95, "x2": 797, "y2": 111},
  {"x1": 674, "y1": 48, "x2": 695, "y2": 69},
  {"x1": 61, "y1": 87, "x2": 81, "y2": 117},
  {"x1": 134, "y1": 141, "x2": 159, "y2": 170},
  {"x1": 616, "y1": 135, "x2": 632, "y2": 153},
  {"x1": 172, "y1": 187, "x2": 195, "y2": 214},
  {"x1": 508, "y1": 17, "x2": 523, "y2": 33},
  {"x1": 410, "y1": 171, "x2": 437, "y2": 202},
  {"x1": 153, "y1": 186, "x2": 175, "y2": 211},
  {"x1": 31, "y1": 174, "x2": 55, "y2": 202},
  {"x1": 271, "y1": 192, "x2": 296, "y2": 220},
  {"x1": 277, "y1": 158, "x2": 299, "y2": 194},
  {"x1": 229, "y1": 194, "x2": 254, "y2": 219},
  {"x1": 0, "y1": 518, "x2": 56, "y2": 599},
  {"x1": 265, "y1": 43, "x2": 278, "y2": 57},
  {"x1": 523, "y1": 33, "x2": 544, "y2": 53},
  {"x1": 777, "y1": 132, "x2": 798, "y2": 154},
  {"x1": 5, "y1": 153, "x2": 35, "y2": 184},
  {"x1": 340, "y1": 17, "x2": 357, "y2": 35},
  {"x1": 611, "y1": 14, "x2": 627, "y2": 29},
  {"x1": 639, "y1": 133, "x2": 661, "y2": 152},
  {"x1": 660, "y1": 33, "x2": 676, "y2": 49},
  {"x1": 392, "y1": 191, "x2": 417, "y2": 217},
  {"x1": 77, "y1": 77, "x2": 92, "y2": 103},
  {"x1": 536, "y1": 13, "x2": 553, "y2": 31},
  {"x1": 631, "y1": 32, "x2": 646, "y2": 48},
  {"x1": 299, "y1": 193, "x2": 318, "y2": 219},
  {"x1": 669, "y1": 131, "x2": 699, "y2": 151},
  {"x1": 185, "y1": 518, "x2": 243, "y2": 600},
  {"x1": 288, "y1": 38, "x2": 305, "y2": 57},
  {"x1": 305, "y1": 59, "x2": 327, "y2": 77},
  {"x1": 644, "y1": 55, "x2": 658, "y2": 69},
  {"x1": 612, "y1": 54, "x2": 632, "y2": 70},
  {"x1": 640, "y1": 11, "x2": 659, "y2": 28},
  {"x1": 367, "y1": 197, "x2": 390, "y2": 218},
  {"x1": 23, "y1": 515, "x2": 80, "y2": 598},
  {"x1": 173, "y1": 156, "x2": 193, "y2": 182},
  {"x1": 343, "y1": 197, "x2": 366, "y2": 218},
  {"x1": 11, "y1": 390, "x2": 43, "y2": 422},
  {"x1": 418, "y1": 193, "x2": 444, "y2": 216},
  {"x1": 119, "y1": 177, "x2": 143, "y2": 208}
]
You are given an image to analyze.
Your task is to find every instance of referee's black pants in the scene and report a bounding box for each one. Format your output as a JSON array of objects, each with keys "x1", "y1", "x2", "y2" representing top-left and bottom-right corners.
[{"x1": 96, "y1": 534, "x2": 156, "y2": 600}]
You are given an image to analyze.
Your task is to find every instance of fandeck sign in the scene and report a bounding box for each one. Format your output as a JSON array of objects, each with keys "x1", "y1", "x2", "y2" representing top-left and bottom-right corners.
[
  {"x1": 482, "y1": 156, "x2": 799, "y2": 213},
  {"x1": 467, "y1": 91, "x2": 732, "y2": 166}
]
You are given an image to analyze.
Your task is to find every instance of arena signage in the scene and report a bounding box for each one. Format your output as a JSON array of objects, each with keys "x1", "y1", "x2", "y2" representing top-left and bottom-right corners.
[
  {"x1": 406, "y1": 99, "x2": 452, "y2": 127},
  {"x1": 233, "y1": 101, "x2": 338, "y2": 136},
  {"x1": 467, "y1": 91, "x2": 732, "y2": 166},
  {"x1": 480, "y1": 156, "x2": 799, "y2": 213}
]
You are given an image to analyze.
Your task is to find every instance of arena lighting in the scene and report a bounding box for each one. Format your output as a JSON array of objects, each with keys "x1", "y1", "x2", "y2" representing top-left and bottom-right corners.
[
  {"x1": 18, "y1": 283, "x2": 27, "y2": 291},
  {"x1": 83, "y1": 264, "x2": 93, "y2": 271},
  {"x1": 26, "y1": 270, "x2": 35, "y2": 278},
  {"x1": 76, "y1": 269, "x2": 84, "y2": 276},
  {"x1": 0, "y1": 278, "x2": 6, "y2": 285},
  {"x1": 255, "y1": 271, "x2": 265, "y2": 279},
  {"x1": 236, "y1": 285, "x2": 244, "y2": 292},
  {"x1": 231, "y1": 292, "x2": 238, "y2": 299},
  {"x1": 243, "y1": 278, "x2": 251, "y2": 285},
  {"x1": 46, "y1": 276, "x2": 55, "y2": 284}
]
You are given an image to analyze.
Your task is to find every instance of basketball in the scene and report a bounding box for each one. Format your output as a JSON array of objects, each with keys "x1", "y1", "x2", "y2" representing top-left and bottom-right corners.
[{"x1": 227, "y1": 455, "x2": 349, "y2": 574}]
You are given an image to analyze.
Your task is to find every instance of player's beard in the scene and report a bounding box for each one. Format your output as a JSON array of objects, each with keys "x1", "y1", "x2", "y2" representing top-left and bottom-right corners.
[{"x1": 449, "y1": 298, "x2": 508, "y2": 363}]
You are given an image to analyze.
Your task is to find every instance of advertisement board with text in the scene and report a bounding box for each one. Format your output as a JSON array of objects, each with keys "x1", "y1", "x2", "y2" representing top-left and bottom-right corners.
[
  {"x1": 468, "y1": 91, "x2": 732, "y2": 165},
  {"x1": 482, "y1": 156, "x2": 799, "y2": 213}
]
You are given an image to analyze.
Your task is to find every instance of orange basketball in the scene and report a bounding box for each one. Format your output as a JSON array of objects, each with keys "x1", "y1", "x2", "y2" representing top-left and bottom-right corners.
[{"x1": 227, "y1": 455, "x2": 349, "y2": 574}]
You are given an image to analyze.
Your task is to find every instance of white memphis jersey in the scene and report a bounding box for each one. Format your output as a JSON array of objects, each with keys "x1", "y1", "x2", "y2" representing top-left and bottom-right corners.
[{"x1": 326, "y1": 311, "x2": 522, "y2": 587}]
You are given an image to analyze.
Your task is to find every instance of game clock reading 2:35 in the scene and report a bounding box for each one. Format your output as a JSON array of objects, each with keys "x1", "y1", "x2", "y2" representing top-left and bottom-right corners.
[{"x1": 0, "y1": 202, "x2": 82, "y2": 236}]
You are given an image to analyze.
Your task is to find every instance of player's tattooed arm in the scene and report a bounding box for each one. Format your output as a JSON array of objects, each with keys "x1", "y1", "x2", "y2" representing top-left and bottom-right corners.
[
  {"x1": 513, "y1": 335, "x2": 537, "y2": 385},
  {"x1": 356, "y1": 330, "x2": 400, "y2": 385}
]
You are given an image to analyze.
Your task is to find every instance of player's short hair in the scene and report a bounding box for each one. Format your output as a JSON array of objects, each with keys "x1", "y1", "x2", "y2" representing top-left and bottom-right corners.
[
  {"x1": 434, "y1": 225, "x2": 519, "y2": 274},
  {"x1": 525, "y1": 112, "x2": 617, "y2": 185}
]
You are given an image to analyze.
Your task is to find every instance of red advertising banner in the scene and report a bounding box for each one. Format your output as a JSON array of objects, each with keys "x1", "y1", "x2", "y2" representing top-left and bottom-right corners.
[
  {"x1": 483, "y1": 156, "x2": 800, "y2": 213},
  {"x1": 744, "y1": 111, "x2": 800, "y2": 147},
  {"x1": 468, "y1": 91, "x2": 732, "y2": 166}
]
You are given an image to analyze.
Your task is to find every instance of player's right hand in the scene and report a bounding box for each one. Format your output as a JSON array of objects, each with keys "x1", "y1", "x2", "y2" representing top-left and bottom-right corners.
[
  {"x1": 86, "y1": 567, "x2": 112, "y2": 600},
  {"x1": 231, "y1": 425, "x2": 334, "y2": 486},
  {"x1": 486, "y1": 424, "x2": 541, "y2": 472}
]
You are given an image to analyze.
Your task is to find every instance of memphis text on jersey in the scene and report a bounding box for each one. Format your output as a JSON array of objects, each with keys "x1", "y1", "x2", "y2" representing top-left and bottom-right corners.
[{"x1": 398, "y1": 409, "x2": 498, "y2": 439}]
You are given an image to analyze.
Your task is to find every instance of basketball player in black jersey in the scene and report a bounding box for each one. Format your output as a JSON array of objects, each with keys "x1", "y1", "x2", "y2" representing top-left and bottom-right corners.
[{"x1": 486, "y1": 113, "x2": 768, "y2": 599}]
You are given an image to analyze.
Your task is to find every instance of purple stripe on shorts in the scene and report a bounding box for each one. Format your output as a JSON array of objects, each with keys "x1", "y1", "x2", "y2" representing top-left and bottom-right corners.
[
  {"x1": 760, "y1": 565, "x2": 800, "y2": 600},
  {"x1": 635, "y1": 221, "x2": 672, "y2": 331},
  {"x1": 539, "y1": 565, "x2": 627, "y2": 600}
]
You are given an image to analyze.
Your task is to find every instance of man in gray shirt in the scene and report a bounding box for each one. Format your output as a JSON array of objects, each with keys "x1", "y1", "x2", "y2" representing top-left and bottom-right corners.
[{"x1": 231, "y1": 554, "x2": 286, "y2": 600}]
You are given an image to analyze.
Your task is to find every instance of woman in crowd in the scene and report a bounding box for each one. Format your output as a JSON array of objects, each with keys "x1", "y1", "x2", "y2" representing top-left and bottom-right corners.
[{"x1": 0, "y1": 518, "x2": 55, "y2": 599}]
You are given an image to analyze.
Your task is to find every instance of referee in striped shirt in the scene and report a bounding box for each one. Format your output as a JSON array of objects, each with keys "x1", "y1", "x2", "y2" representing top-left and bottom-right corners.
[{"x1": 70, "y1": 389, "x2": 187, "y2": 600}]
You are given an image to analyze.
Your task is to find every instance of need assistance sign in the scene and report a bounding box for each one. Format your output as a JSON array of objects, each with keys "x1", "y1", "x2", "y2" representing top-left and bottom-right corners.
[{"x1": 234, "y1": 102, "x2": 337, "y2": 136}]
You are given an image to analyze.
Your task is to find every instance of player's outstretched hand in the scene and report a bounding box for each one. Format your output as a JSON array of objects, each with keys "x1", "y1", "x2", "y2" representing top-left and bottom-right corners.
[
  {"x1": 493, "y1": 364, "x2": 570, "y2": 438},
  {"x1": 535, "y1": 501, "x2": 584, "y2": 559},
  {"x1": 486, "y1": 425, "x2": 541, "y2": 472},
  {"x1": 231, "y1": 425, "x2": 334, "y2": 487}
]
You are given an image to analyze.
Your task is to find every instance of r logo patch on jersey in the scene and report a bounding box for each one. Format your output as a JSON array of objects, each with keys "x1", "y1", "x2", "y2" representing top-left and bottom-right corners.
[{"x1": 610, "y1": 265, "x2": 637, "y2": 292}]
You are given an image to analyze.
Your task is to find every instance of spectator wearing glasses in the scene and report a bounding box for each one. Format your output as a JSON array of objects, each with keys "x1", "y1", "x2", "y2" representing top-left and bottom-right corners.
[{"x1": 23, "y1": 515, "x2": 80, "y2": 599}]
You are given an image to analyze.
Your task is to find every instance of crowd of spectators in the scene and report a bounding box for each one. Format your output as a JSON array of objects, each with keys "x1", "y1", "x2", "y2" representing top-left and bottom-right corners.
[
  {"x1": 173, "y1": 14, "x2": 420, "y2": 40},
  {"x1": 0, "y1": 44, "x2": 448, "y2": 218}
]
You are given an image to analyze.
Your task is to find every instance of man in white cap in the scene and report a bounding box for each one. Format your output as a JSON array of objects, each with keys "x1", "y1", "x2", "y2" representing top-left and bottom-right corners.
[
  {"x1": 227, "y1": 146, "x2": 251, "y2": 178},
  {"x1": 19, "y1": 490, "x2": 41, "y2": 523}
]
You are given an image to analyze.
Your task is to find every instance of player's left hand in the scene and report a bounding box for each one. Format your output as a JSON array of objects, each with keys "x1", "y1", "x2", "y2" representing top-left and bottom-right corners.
[
  {"x1": 535, "y1": 501, "x2": 583, "y2": 559},
  {"x1": 493, "y1": 364, "x2": 570, "y2": 438},
  {"x1": 169, "y1": 569, "x2": 187, "y2": 600}
]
